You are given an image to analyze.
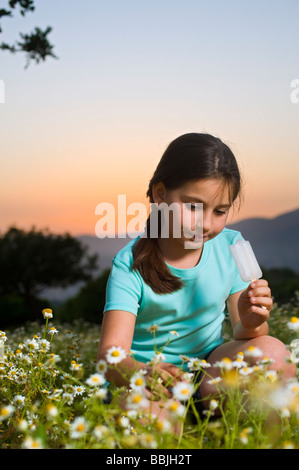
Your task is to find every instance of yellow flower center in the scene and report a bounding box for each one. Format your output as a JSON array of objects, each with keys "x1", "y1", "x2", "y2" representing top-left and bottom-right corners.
[
  {"x1": 132, "y1": 394, "x2": 142, "y2": 404},
  {"x1": 135, "y1": 378, "x2": 144, "y2": 386},
  {"x1": 76, "y1": 423, "x2": 85, "y2": 432},
  {"x1": 112, "y1": 350, "x2": 120, "y2": 357},
  {"x1": 290, "y1": 317, "x2": 299, "y2": 323},
  {"x1": 169, "y1": 402, "x2": 179, "y2": 412}
]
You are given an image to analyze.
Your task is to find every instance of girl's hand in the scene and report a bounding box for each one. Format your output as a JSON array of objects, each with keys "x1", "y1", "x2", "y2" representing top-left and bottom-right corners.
[
  {"x1": 238, "y1": 279, "x2": 273, "y2": 330},
  {"x1": 145, "y1": 362, "x2": 184, "y2": 400}
]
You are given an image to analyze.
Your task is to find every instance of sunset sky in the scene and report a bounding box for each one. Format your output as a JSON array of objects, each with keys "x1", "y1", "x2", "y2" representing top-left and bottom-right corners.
[{"x1": 1, "y1": 0, "x2": 299, "y2": 237}]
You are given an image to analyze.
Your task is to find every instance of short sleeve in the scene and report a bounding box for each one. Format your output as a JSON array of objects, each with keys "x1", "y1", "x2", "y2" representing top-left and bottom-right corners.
[
  {"x1": 229, "y1": 231, "x2": 251, "y2": 295},
  {"x1": 103, "y1": 258, "x2": 142, "y2": 316}
]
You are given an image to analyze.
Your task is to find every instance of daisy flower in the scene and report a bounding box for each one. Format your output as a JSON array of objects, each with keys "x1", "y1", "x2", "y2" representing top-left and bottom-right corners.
[
  {"x1": 130, "y1": 370, "x2": 147, "y2": 391},
  {"x1": 214, "y1": 357, "x2": 233, "y2": 370},
  {"x1": 257, "y1": 356, "x2": 274, "y2": 366},
  {"x1": 147, "y1": 324, "x2": 160, "y2": 333},
  {"x1": 106, "y1": 346, "x2": 127, "y2": 364},
  {"x1": 172, "y1": 381, "x2": 194, "y2": 401},
  {"x1": 287, "y1": 317, "x2": 299, "y2": 331},
  {"x1": 166, "y1": 399, "x2": 186, "y2": 417},
  {"x1": 13, "y1": 395, "x2": 26, "y2": 407},
  {"x1": 169, "y1": 330, "x2": 179, "y2": 337},
  {"x1": 116, "y1": 415, "x2": 130, "y2": 428},
  {"x1": 25, "y1": 338, "x2": 39, "y2": 350},
  {"x1": 48, "y1": 326, "x2": 59, "y2": 335},
  {"x1": 96, "y1": 359, "x2": 108, "y2": 375},
  {"x1": 74, "y1": 385, "x2": 86, "y2": 396},
  {"x1": 22, "y1": 436, "x2": 44, "y2": 449},
  {"x1": 187, "y1": 357, "x2": 211, "y2": 371},
  {"x1": 232, "y1": 357, "x2": 248, "y2": 368},
  {"x1": 70, "y1": 361, "x2": 83, "y2": 371},
  {"x1": 239, "y1": 427, "x2": 252, "y2": 445},
  {"x1": 265, "y1": 370, "x2": 278, "y2": 382},
  {"x1": 244, "y1": 345, "x2": 263, "y2": 358},
  {"x1": 42, "y1": 308, "x2": 53, "y2": 319},
  {"x1": 127, "y1": 392, "x2": 149, "y2": 410},
  {"x1": 94, "y1": 388, "x2": 108, "y2": 400},
  {"x1": 156, "y1": 419, "x2": 171, "y2": 433},
  {"x1": 239, "y1": 366, "x2": 254, "y2": 376},
  {"x1": 0, "y1": 404, "x2": 15, "y2": 421},
  {"x1": 85, "y1": 373, "x2": 105, "y2": 387},
  {"x1": 45, "y1": 403, "x2": 58, "y2": 418},
  {"x1": 149, "y1": 352, "x2": 166, "y2": 364},
  {"x1": 139, "y1": 433, "x2": 158, "y2": 449},
  {"x1": 209, "y1": 399, "x2": 219, "y2": 411},
  {"x1": 207, "y1": 376, "x2": 222, "y2": 385},
  {"x1": 70, "y1": 416, "x2": 89, "y2": 439}
]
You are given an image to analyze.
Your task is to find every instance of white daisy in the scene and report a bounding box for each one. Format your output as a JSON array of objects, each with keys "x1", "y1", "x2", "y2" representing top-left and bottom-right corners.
[
  {"x1": 13, "y1": 395, "x2": 25, "y2": 407},
  {"x1": 127, "y1": 392, "x2": 149, "y2": 410},
  {"x1": 149, "y1": 352, "x2": 166, "y2": 364},
  {"x1": 74, "y1": 385, "x2": 86, "y2": 396},
  {"x1": 287, "y1": 317, "x2": 299, "y2": 331},
  {"x1": 165, "y1": 399, "x2": 186, "y2": 417},
  {"x1": 70, "y1": 416, "x2": 89, "y2": 439},
  {"x1": 0, "y1": 404, "x2": 15, "y2": 421},
  {"x1": 244, "y1": 346, "x2": 263, "y2": 358},
  {"x1": 130, "y1": 370, "x2": 147, "y2": 391},
  {"x1": 85, "y1": 373, "x2": 105, "y2": 387},
  {"x1": 48, "y1": 326, "x2": 59, "y2": 335},
  {"x1": 22, "y1": 436, "x2": 44, "y2": 449},
  {"x1": 265, "y1": 370, "x2": 278, "y2": 382},
  {"x1": 94, "y1": 388, "x2": 108, "y2": 400},
  {"x1": 96, "y1": 359, "x2": 108, "y2": 375},
  {"x1": 42, "y1": 308, "x2": 53, "y2": 319},
  {"x1": 214, "y1": 357, "x2": 233, "y2": 370},
  {"x1": 187, "y1": 357, "x2": 211, "y2": 371},
  {"x1": 172, "y1": 381, "x2": 194, "y2": 401},
  {"x1": 106, "y1": 346, "x2": 127, "y2": 364},
  {"x1": 239, "y1": 366, "x2": 254, "y2": 376}
]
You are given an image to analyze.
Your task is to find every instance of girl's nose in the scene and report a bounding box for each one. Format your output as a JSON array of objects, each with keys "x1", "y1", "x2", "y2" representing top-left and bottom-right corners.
[{"x1": 203, "y1": 213, "x2": 212, "y2": 233}]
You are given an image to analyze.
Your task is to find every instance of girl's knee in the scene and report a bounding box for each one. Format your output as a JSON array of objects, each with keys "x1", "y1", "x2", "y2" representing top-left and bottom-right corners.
[{"x1": 251, "y1": 335, "x2": 296, "y2": 379}]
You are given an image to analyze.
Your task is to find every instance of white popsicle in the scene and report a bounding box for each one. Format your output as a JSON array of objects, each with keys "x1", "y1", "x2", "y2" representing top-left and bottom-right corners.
[{"x1": 229, "y1": 239, "x2": 262, "y2": 282}]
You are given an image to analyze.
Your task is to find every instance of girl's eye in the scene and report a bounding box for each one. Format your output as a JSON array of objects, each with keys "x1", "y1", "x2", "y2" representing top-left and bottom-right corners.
[
  {"x1": 215, "y1": 210, "x2": 226, "y2": 215},
  {"x1": 184, "y1": 203, "x2": 201, "y2": 211}
]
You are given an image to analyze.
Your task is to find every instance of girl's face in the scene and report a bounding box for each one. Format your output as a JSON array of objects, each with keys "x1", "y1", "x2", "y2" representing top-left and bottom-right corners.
[{"x1": 153, "y1": 178, "x2": 231, "y2": 248}]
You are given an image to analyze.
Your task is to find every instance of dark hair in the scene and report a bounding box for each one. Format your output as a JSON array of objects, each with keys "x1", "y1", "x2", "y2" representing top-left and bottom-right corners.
[{"x1": 132, "y1": 133, "x2": 243, "y2": 294}]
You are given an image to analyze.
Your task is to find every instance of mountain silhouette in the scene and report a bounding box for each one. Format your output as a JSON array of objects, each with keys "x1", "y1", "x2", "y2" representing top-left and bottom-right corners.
[
  {"x1": 42, "y1": 208, "x2": 299, "y2": 303},
  {"x1": 78, "y1": 208, "x2": 299, "y2": 272},
  {"x1": 226, "y1": 208, "x2": 299, "y2": 272}
]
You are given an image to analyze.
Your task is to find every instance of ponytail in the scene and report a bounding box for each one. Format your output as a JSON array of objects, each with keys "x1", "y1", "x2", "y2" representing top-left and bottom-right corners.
[{"x1": 132, "y1": 216, "x2": 184, "y2": 294}]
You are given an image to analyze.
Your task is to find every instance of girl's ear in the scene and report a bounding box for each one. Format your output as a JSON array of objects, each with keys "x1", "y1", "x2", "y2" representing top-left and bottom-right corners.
[{"x1": 152, "y1": 182, "x2": 167, "y2": 204}]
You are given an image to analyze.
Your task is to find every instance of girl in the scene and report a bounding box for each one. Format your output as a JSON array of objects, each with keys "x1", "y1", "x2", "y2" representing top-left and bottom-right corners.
[{"x1": 97, "y1": 133, "x2": 296, "y2": 418}]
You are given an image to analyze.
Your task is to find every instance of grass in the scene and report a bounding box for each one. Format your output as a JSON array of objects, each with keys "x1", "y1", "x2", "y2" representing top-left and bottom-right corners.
[{"x1": 1, "y1": 293, "x2": 299, "y2": 449}]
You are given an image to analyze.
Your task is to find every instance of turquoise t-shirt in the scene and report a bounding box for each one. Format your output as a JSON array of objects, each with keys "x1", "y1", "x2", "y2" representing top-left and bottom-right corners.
[{"x1": 103, "y1": 228, "x2": 250, "y2": 369}]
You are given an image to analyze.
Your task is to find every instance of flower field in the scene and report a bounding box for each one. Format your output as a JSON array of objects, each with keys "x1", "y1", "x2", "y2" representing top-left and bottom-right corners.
[{"x1": 1, "y1": 295, "x2": 299, "y2": 450}]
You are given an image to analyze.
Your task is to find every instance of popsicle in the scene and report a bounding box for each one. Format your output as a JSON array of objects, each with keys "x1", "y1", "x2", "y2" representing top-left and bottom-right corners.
[
  {"x1": 229, "y1": 239, "x2": 262, "y2": 282},
  {"x1": 230, "y1": 239, "x2": 267, "y2": 309}
]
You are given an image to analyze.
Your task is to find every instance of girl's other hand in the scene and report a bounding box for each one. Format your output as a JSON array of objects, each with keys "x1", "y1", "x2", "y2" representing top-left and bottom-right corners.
[{"x1": 238, "y1": 279, "x2": 273, "y2": 330}]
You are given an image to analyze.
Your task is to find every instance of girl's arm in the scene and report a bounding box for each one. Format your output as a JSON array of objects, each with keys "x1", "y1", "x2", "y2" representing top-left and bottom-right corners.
[
  {"x1": 97, "y1": 310, "x2": 142, "y2": 386},
  {"x1": 226, "y1": 282, "x2": 270, "y2": 340}
]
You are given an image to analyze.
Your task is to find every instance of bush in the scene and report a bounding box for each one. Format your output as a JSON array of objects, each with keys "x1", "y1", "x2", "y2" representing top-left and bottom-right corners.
[{"x1": 57, "y1": 269, "x2": 111, "y2": 324}]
